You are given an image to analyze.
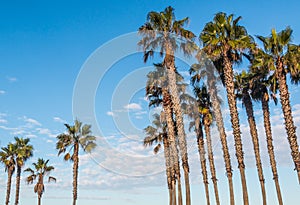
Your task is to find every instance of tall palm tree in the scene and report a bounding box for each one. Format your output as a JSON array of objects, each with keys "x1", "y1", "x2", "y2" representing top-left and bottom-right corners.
[
  {"x1": 144, "y1": 113, "x2": 174, "y2": 205},
  {"x1": 146, "y1": 63, "x2": 182, "y2": 205},
  {"x1": 200, "y1": 12, "x2": 254, "y2": 204},
  {"x1": 14, "y1": 137, "x2": 34, "y2": 205},
  {"x1": 194, "y1": 85, "x2": 221, "y2": 205},
  {"x1": 24, "y1": 158, "x2": 56, "y2": 205},
  {"x1": 250, "y1": 70, "x2": 283, "y2": 205},
  {"x1": 234, "y1": 71, "x2": 267, "y2": 205},
  {"x1": 254, "y1": 27, "x2": 300, "y2": 182},
  {"x1": 56, "y1": 120, "x2": 97, "y2": 205},
  {"x1": 181, "y1": 91, "x2": 211, "y2": 205},
  {"x1": 190, "y1": 59, "x2": 234, "y2": 205},
  {"x1": 139, "y1": 7, "x2": 196, "y2": 205},
  {"x1": 0, "y1": 143, "x2": 16, "y2": 205}
]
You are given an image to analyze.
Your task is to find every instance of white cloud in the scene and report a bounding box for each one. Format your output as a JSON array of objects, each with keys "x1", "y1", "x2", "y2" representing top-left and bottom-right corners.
[
  {"x1": 0, "y1": 119, "x2": 7, "y2": 124},
  {"x1": 22, "y1": 116, "x2": 42, "y2": 126},
  {"x1": 53, "y1": 117, "x2": 66, "y2": 123},
  {"x1": 123, "y1": 103, "x2": 142, "y2": 111},
  {"x1": 36, "y1": 128, "x2": 56, "y2": 138},
  {"x1": 0, "y1": 90, "x2": 6, "y2": 94},
  {"x1": 7, "y1": 76, "x2": 17, "y2": 82},
  {"x1": 106, "y1": 111, "x2": 115, "y2": 117}
]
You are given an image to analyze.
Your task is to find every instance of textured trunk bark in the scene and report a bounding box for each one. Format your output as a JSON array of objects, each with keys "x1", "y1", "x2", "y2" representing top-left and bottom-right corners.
[
  {"x1": 38, "y1": 194, "x2": 41, "y2": 205},
  {"x1": 243, "y1": 92, "x2": 266, "y2": 205},
  {"x1": 204, "y1": 121, "x2": 220, "y2": 205},
  {"x1": 195, "y1": 118, "x2": 210, "y2": 205},
  {"x1": 277, "y1": 62, "x2": 300, "y2": 183},
  {"x1": 166, "y1": 65, "x2": 191, "y2": 205},
  {"x1": 15, "y1": 165, "x2": 21, "y2": 205},
  {"x1": 73, "y1": 142, "x2": 79, "y2": 205},
  {"x1": 163, "y1": 89, "x2": 180, "y2": 205},
  {"x1": 223, "y1": 51, "x2": 248, "y2": 205},
  {"x1": 163, "y1": 136, "x2": 173, "y2": 205},
  {"x1": 262, "y1": 96, "x2": 283, "y2": 205},
  {"x1": 206, "y1": 64, "x2": 235, "y2": 205},
  {"x1": 164, "y1": 41, "x2": 190, "y2": 205},
  {"x1": 6, "y1": 169, "x2": 13, "y2": 205}
]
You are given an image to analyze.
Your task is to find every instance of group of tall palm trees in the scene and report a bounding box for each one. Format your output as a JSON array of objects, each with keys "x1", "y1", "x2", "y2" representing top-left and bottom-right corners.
[
  {"x1": 140, "y1": 6, "x2": 300, "y2": 205},
  {"x1": 0, "y1": 120, "x2": 96, "y2": 205}
]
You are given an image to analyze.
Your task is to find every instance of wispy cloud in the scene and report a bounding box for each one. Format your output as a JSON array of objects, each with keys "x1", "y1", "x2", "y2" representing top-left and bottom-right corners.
[
  {"x1": 22, "y1": 116, "x2": 42, "y2": 126},
  {"x1": 53, "y1": 117, "x2": 66, "y2": 124},
  {"x1": 106, "y1": 111, "x2": 115, "y2": 117},
  {"x1": 36, "y1": 128, "x2": 56, "y2": 138},
  {"x1": 6, "y1": 76, "x2": 17, "y2": 82},
  {"x1": 0, "y1": 90, "x2": 6, "y2": 94},
  {"x1": 124, "y1": 103, "x2": 142, "y2": 111}
]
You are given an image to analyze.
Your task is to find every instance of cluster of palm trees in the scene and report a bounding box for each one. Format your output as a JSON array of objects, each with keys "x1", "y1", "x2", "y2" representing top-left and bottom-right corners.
[
  {"x1": 140, "y1": 6, "x2": 300, "y2": 205},
  {"x1": 0, "y1": 120, "x2": 96, "y2": 205}
]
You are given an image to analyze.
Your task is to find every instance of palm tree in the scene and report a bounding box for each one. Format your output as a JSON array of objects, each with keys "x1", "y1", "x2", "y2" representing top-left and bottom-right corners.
[
  {"x1": 200, "y1": 12, "x2": 254, "y2": 204},
  {"x1": 56, "y1": 120, "x2": 97, "y2": 205},
  {"x1": 254, "y1": 27, "x2": 300, "y2": 182},
  {"x1": 190, "y1": 59, "x2": 234, "y2": 205},
  {"x1": 250, "y1": 70, "x2": 283, "y2": 205},
  {"x1": 144, "y1": 113, "x2": 174, "y2": 205},
  {"x1": 146, "y1": 63, "x2": 182, "y2": 205},
  {"x1": 194, "y1": 85, "x2": 221, "y2": 205},
  {"x1": 181, "y1": 92, "x2": 211, "y2": 205},
  {"x1": 0, "y1": 143, "x2": 16, "y2": 205},
  {"x1": 234, "y1": 71, "x2": 267, "y2": 205},
  {"x1": 14, "y1": 137, "x2": 34, "y2": 205},
  {"x1": 139, "y1": 7, "x2": 196, "y2": 204},
  {"x1": 24, "y1": 158, "x2": 56, "y2": 205}
]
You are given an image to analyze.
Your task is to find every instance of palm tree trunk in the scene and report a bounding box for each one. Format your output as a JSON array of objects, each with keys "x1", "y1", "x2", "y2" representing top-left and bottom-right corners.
[
  {"x1": 223, "y1": 52, "x2": 249, "y2": 205},
  {"x1": 163, "y1": 89, "x2": 180, "y2": 205},
  {"x1": 163, "y1": 136, "x2": 173, "y2": 205},
  {"x1": 243, "y1": 93, "x2": 267, "y2": 205},
  {"x1": 38, "y1": 194, "x2": 41, "y2": 205},
  {"x1": 207, "y1": 62, "x2": 235, "y2": 205},
  {"x1": 277, "y1": 65, "x2": 300, "y2": 183},
  {"x1": 5, "y1": 169, "x2": 13, "y2": 205},
  {"x1": 73, "y1": 142, "x2": 79, "y2": 205},
  {"x1": 166, "y1": 65, "x2": 191, "y2": 205},
  {"x1": 195, "y1": 118, "x2": 210, "y2": 205},
  {"x1": 204, "y1": 121, "x2": 220, "y2": 205},
  {"x1": 15, "y1": 165, "x2": 22, "y2": 205},
  {"x1": 262, "y1": 97, "x2": 283, "y2": 205}
]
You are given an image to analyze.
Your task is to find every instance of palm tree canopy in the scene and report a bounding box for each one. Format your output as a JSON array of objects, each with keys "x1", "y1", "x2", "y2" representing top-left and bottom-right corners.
[
  {"x1": 0, "y1": 143, "x2": 16, "y2": 173},
  {"x1": 254, "y1": 27, "x2": 300, "y2": 84},
  {"x1": 56, "y1": 120, "x2": 97, "y2": 161},
  {"x1": 24, "y1": 158, "x2": 56, "y2": 195},
  {"x1": 14, "y1": 137, "x2": 34, "y2": 167},
  {"x1": 138, "y1": 6, "x2": 196, "y2": 63},
  {"x1": 200, "y1": 12, "x2": 254, "y2": 73}
]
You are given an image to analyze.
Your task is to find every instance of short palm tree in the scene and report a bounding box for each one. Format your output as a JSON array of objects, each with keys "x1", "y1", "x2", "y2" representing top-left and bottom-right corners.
[
  {"x1": 200, "y1": 12, "x2": 254, "y2": 204},
  {"x1": 24, "y1": 158, "x2": 56, "y2": 205},
  {"x1": 234, "y1": 71, "x2": 267, "y2": 205},
  {"x1": 190, "y1": 59, "x2": 234, "y2": 205},
  {"x1": 181, "y1": 92, "x2": 211, "y2": 205},
  {"x1": 139, "y1": 7, "x2": 196, "y2": 204},
  {"x1": 194, "y1": 85, "x2": 221, "y2": 205},
  {"x1": 146, "y1": 63, "x2": 183, "y2": 205},
  {"x1": 0, "y1": 143, "x2": 16, "y2": 205},
  {"x1": 56, "y1": 120, "x2": 97, "y2": 205},
  {"x1": 254, "y1": 27, "x2": 300, "y2": 182},
  {"x1": 14, "y1": 137, "x2": 34, "y2": 205},
  {"x1": 250, "y1": 70, "x2": 283, "y2": 205},
  {"x1": 144, "y1": 113, "x2": 174, "y2": 205}
]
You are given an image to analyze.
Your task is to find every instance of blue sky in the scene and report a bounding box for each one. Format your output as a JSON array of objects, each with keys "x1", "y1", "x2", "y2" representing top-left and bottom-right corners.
[{"x1": 0, "y1": 0, "x2": 300, "y2": 204}]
